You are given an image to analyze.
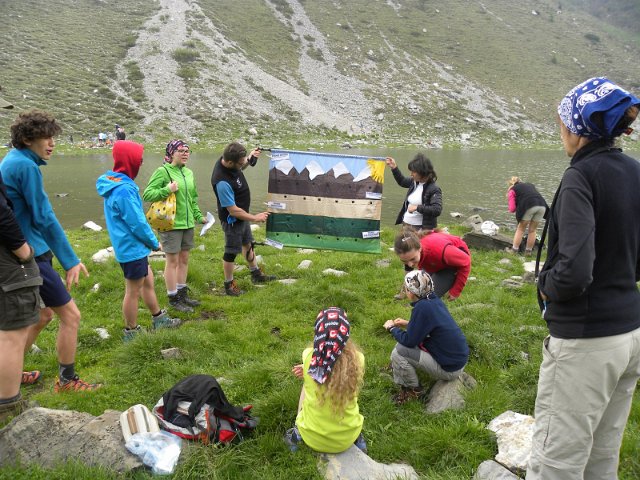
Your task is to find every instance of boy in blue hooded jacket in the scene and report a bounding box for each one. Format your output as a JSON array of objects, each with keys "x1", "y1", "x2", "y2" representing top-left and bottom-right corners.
[{"x1": 97, "y1": 140, "x2": 180, "y2": 340}]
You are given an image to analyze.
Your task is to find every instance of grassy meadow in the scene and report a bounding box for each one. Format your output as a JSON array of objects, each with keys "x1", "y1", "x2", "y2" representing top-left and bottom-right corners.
[{"x1": 1, "y1": 225, "x2": 638, "y2": 479}]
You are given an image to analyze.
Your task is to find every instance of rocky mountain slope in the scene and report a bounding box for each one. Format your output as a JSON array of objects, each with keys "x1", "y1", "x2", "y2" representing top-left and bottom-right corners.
[{"x1": 1, "y1": 0, "x2": 639, "y2": 148}]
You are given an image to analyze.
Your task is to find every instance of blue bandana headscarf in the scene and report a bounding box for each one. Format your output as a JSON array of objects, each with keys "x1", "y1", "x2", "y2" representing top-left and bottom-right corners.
[
  {"x1": 164, "y1": 139, "x2": 189, "y2": 163},
  {"x1": 558, "y1": 77, "x2": 640, "y2": 139}
]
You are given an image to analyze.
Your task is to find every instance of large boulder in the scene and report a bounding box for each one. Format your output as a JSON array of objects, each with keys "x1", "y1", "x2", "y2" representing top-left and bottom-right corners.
[
  {"x1": 0, "y1": 407, "x2": 143, "y2": 473},
  {"x1": 319, "y1": 444, "x2": 418, "y2": 480}
]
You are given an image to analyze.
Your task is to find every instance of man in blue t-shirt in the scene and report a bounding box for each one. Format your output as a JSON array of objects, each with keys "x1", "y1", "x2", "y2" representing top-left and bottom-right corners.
[{"x1": 211, "y1": 142, "x2": 276, "y2": 296}]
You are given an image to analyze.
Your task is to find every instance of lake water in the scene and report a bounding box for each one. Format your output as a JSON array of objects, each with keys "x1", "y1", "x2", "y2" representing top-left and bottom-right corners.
[{"x1": 3, "y1": 147, "x2": 632, "y2": 232}]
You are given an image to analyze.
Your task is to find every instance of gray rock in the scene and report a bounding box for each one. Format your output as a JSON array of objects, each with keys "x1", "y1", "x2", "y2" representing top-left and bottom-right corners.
[
  {"x1": 462, "y1": 214, "x2": 483, "y2": 231},
  {"x1": 473, "y1": 460, "x2": 520, "y2": 479},
  {"x1": 425, "y1": 372, "x2": 476, "y2": 414},
  {"x1": 498, "y1": 258, "x2": 511, "y2": 265},
  {"x1": 161, "y1": 347, "x2": 183, "y2": 359},
  {"x1": 375, "y1": 259, "x2": 391, "y2": 268},
  {"x1": 323, "y1": 268, "x2": 347, "y2": 277},
  {"x1": 278, "y1": 278, "x2": 298, "y2": 285},
  {"x1": 502, "y1": 279, "x2": 524, "y2": 289},
  {"x1": 319, "y1": 444, "x2": 418, "y2": 480},
  {"x1": 522, "y1": 271, "x2": 536, "y2": 284},
  {"x1": 0, "y1": 407, "x2": 142, "y2": 472},
  {"x1": 298, "y1": 259, "x2": 313, "y2": 269}
]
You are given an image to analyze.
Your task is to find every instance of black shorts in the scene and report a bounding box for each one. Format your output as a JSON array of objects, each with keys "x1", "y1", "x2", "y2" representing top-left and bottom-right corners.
[
  {"x1": 37, "y1": 256, "x2": 72, "y2": 308},
  {"x1": 222, "y1": 221, "x2": 254, "y2": 255},
  {"x1": 119, "y1": 257, "x2": 150, "y2": 280}
]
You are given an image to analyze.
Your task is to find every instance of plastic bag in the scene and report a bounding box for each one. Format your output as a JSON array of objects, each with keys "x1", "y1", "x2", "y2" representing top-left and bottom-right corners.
[
  {"x1": 125, "y1": 430, "x2": 182, "y2": 475},
  {"x1": 480, "y1": 220, "x2": 499, "y2": 236}
]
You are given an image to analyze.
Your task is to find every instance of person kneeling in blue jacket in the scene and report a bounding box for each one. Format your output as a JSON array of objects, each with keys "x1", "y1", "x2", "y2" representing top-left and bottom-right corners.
[{"x1": 383, "y1": 269, "x2": 469, "y2": 405}]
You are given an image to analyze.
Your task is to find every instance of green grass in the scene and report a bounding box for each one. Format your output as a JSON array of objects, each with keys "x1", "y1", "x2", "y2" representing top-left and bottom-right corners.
[{"x1": 1, "y1": 225, "x2": 638, "y2": 479}]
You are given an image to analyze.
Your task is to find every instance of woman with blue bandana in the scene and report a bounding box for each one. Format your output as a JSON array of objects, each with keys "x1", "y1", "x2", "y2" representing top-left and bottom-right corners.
[{"x1": 528, "y1": 78, "x2": 640, "y2": 479}]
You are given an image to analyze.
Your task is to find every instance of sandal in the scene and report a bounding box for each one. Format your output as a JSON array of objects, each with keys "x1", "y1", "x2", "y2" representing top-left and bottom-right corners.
[{"x1": 21, "y1": 370, "x2": 41, "y2": 385}]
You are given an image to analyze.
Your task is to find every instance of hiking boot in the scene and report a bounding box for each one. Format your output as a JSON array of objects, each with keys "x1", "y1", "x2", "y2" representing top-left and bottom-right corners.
[
  {"x1": 177, "y1": 286, "x2": 201, "y2": 307},
  {"x1": 251, "y1": 268, "x2": 276, "y2": 284},
  {"x1": 169, "y1": 294, "x2": 194, "y2": 313},
  {"x1": 0, "y1": 396, "x2": 28, "y2": 422},
  {"x1": 152, "y1": 310, "x2": 182, "y2": 330},
  {"x1": 224, "y1": 280, "x2": 245, "y2": 296},
  {"x1": 392, "y1": 386, "x2": 424, "y2": 405},
  {"x1": 21, "y1": 370, "x2": 41, "y2": 385},
  {"x1": 283, "y1": 426, "x2": 302, "y2": 452},
  {"x1": 54, "y1": 375, "x2": 102, "y2": 393},
  {"x1": 123, "y1": 325, "x2": 144, "y2": 341}
]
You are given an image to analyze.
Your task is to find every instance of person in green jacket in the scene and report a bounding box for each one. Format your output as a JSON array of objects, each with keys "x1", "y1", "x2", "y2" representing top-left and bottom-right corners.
[{"x1": 142, "y1": 140, "x2": 206, "y2": 313}]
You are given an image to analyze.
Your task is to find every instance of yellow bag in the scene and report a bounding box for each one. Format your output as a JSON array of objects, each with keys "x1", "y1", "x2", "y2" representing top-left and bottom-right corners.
[
  {"x1": 146, "y1": 192, "x2": 176, "y2": 231},
  {"x1": 146, "y1": 166, "x2": 177, "y2": 232}
]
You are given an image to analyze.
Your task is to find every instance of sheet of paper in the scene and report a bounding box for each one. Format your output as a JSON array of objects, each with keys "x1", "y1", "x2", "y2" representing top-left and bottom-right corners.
[{"x1": 200, "y1": 211, "x2": 215, "y2": 236}]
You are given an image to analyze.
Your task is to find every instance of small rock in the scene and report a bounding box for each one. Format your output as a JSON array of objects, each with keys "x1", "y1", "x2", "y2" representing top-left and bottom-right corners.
[
  {"x1": 298, "y1": 260, "x2": 313, "y2": 269},
  {"x1": 450, "y1": 212, "x2": 463, "y2": 218},
  {"x1": 95, "y1": 328, "x2": 110, "y2": 339},
  {"x1": 197, "y1": 244, "x2": 205, "y2": 251},
  {"x1": 55, "y1": 193, "x2": 69, "y2": 198},
  {"x1": 82, "y1": 221, "x2": 102, "y2": 232},
  {"x1": 376, "y1": 259, "x2": 391, "y2": 268},
  {"x1": 30, "y1": 344, "x2": 43, "y2": 354},
  {"x1": 91, "y1": 283, "x2": 100, "y2": 292},
  {"x1": 462, "y1": 214, "x2": 483, "y2": 231},
  {"x1": 323, "y1": 268, "x2": 347, "y2": 277},
  {"x1": 278, "y1": 278, "x2": 297, "y2": 285},
  {"x1": 520, "y1": 352, "x2": 530, "y2": 361},
  {"x1": 91, "y1": 248, "x2": 114, "y2": 263},
  {"x1": 248, "y1": 127, "x2": 258, "y2": 135},
  {"x1": 297, "y1": 248, "x2": 317, "y2": 254},
  {"x1": 523, "y1": 261, "x2": 542, "y2": 273},
  {"x1": 473, "y1": 460, "x2": 520, "y2": 480},
  {"x1": 510, "y1": 275, "x2": 523, "y2": 281},
  {"x1": 502, "y1": 279, "x2": 524, "y2": 288},
  {"x1": 522, "y1": 271, "x2": 536, "y2": 283},
  {"x1": 425, "y1": 372, "x2": 476, "y2": 414},
  {"x1": 499, "y1": 258, "x2": 511, "y2": 265},
  {"x1": 161, "y1": 348, "x2": 183, "y2": 360},
  {"x1": 148, "y1": 251, "x2": 166, "y2": 261},
  {"x1": 234, "y1": 265, "x2": 247, "y2": 272},
  {"x1": 469, "y1": 276, "x2": 477, "y2": 281}
]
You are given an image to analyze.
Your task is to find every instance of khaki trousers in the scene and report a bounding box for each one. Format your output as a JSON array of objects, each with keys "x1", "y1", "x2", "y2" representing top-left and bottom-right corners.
[{"x1": 527, "y1": 327, "x2": 640, "y2": 480}]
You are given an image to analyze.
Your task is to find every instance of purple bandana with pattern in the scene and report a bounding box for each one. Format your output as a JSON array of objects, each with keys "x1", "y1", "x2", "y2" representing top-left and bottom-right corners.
[
  {"x1": 164, "y1": 139, "x2": 189, "y2": 163},
  {"x1": 308, "y1": 307, "x2": 350, "y2": 384}
]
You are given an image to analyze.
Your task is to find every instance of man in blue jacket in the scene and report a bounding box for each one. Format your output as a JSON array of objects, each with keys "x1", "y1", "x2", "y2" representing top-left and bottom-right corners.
[
  {"x1": 97, "y1": 140, "x2": 180, "y2": 340},
  {"x1": 0, "y1": 109, "x2": 101, "y2": 392}
]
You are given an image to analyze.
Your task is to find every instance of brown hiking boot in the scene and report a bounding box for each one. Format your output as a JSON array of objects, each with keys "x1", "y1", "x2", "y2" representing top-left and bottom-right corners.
[
  {"x1": 251, "y1": 267, "x2": 276, "y2": 284},
  {"x1": 224, "y1": 279, "x2": 245, "y2": 296},
  {"x1": 392, "y1": 386, "x2": 424, "y2": 405},
  {"x1": 0, "y1": 397, "x2": 28, "y2": 422}
]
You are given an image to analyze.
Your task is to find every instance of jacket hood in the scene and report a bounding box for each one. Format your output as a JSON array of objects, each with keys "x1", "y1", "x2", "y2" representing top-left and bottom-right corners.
[
  {"x1": 112, "y1": 140, "x2": 144, "y2": 179},
  {"x1": 97, "y1": 171, "x2": 136, "y2": 198}
]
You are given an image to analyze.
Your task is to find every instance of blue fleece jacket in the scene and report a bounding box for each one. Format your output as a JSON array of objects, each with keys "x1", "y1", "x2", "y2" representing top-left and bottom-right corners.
[
  {"x1": 0, "y1": 148, "x2": 79, "y2": 270},
  {"x1": 96, "y1": 171, "x2": 159, "y2": 263},
  {"x1": 391, "y1": 295, "x2": 469, "y2": 372}
]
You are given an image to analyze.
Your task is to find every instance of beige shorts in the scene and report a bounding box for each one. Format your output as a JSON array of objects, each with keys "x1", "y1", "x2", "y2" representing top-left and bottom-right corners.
[{"x1": 521, "y1": 205, "x2": 546, "y2": 222}]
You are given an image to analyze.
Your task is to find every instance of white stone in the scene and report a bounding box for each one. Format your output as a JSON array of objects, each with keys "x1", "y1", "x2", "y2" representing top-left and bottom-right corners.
[
  {"x1": 450, "y1": 212, "x2": 463, "y2": 218},
  {"x1": 91, "y1": 248, "x2": 114, "y2": 263},
  {"x1": 523, "y1": 261, "x2": 542, "y2": 273},
  {"x1": 297, "y1": 248, "x2": 317, "y2": 254},
  {"x1": 91, "y1": 283, "x2": 100, "y2": 293},
  {"x1": 499, "y1": 258, "x2": 511, "y2": 265},
  {"x1": 95, "y1": 328, "x2": 110, "y2": 339},
  {"x1": 488, "y1": 410, "x2": 535, "y2": 472},
  {"x1": 248, "y1": 127, "x2": 258, "y2": 135},
  {"x1": 82, "y1": 221, "x2": 102, "y2": 232},
  {"x1": 298, "y1": 260, "x2": 313, "y2": 269},
  {"x1": 375, "y1": 259, "x2": 391, "y2": 268},
  {"x1": 278, "y1": 278, "x2": 297, "y2": 285},
  {"x1": 148, "y1": 251, "x2": 166, "y2": 261},
  {"x1": 197, "y1": 244, "x2": 205, "y2": 251},
  {"x1": 323, "y1": 268, "x2": 347, "y2": 277}
]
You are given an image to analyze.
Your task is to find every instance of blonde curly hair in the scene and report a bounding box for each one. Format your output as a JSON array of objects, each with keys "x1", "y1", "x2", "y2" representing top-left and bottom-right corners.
[{"x1": 316, "y1": 341, "x2": 364, "y2": 416}]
